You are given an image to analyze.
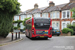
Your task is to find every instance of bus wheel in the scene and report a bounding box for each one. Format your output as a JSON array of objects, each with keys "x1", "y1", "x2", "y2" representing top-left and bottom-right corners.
[{"x1": 29, "y1": 33, "x2": 32, "y2": 39}]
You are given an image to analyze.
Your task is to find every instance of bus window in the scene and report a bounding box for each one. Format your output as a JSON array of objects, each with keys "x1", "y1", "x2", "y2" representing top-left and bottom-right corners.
[{"x1": 34, "y1": 19, "x2": 50, "y2": 29}]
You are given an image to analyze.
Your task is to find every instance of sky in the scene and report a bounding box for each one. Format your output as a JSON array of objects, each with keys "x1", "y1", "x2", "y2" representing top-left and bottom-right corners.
[{"x1": 18, "y1": 0, "x2": 69, "y2": 12}]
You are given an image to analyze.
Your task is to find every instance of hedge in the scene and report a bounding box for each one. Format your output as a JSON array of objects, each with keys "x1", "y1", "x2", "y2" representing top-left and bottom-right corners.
[
  {"x1": 62, "y1": 28, "x2": 74, "y2": 35},
  {"x1": 13, "y1": 27, "x2": 18, "y2": 30},
  {"x1": 13, "y1": 20, "x2": 23, "y2": 30}
]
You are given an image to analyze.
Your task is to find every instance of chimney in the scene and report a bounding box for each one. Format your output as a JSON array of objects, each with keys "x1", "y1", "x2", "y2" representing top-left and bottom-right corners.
[
  {"x1": 34, "y1": 3, "x2": 38, "y2": 9},
  {"x1": 49, "y1": 1, "x2": 55, "y2": 7},
  {"x1": 70, "y1": 0, "x2": 75, "y2": 3}
]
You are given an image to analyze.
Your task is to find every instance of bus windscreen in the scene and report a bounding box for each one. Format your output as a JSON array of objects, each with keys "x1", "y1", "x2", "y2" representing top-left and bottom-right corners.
[{"x1": 34, "y1": 19, "x2": 50, "y2": 29}]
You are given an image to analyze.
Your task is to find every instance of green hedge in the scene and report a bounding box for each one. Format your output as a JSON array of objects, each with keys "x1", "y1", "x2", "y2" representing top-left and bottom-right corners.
[
  {"x1": 13, "y1": 20, "x2": 23, "y2": 29},
  {"x1": 22, "y1": 17, "x2": 31, "y2": 30},
  {"x1": 67, "y1": 24, "x2": 75, "y2": 31},
  {"x1": 13, "y1": 20, "x2": 23, "y2": 23},
  {"x1": 62, "y1": 28, "x2": 74, "y2": 35},
  {"x1": 13, "y1": 27, "x2": 18, "y2": 30}
]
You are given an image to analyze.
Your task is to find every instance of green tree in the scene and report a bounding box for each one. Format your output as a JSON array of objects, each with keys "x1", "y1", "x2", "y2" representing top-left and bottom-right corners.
[
  {"x1": 13, "y1": 20, "x2": 23, "y2": 29},
  {"x1": 22, "y1": 17, "x2": 31, "y2": 30},
  {"x1": 0, "y1": 0, "x2": 21, "y2": 38},
  {"x1": 70, "y1": 8, "x2": 75, "y2": 19}
]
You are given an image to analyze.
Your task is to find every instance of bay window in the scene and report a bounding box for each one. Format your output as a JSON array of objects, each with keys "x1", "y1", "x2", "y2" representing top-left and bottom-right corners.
[
  {"x1": 62, "y1": 10, "x2": 70, "y2": 19},
  {"x1": 42, "y1": 13, "x2": 48, "y2": 18},
  {"x1": 34, "y1": 13, "x2": 40, "y2": 18},
  {"x1": 21, "y1": 15, "x2": 26, "y2": 20}
]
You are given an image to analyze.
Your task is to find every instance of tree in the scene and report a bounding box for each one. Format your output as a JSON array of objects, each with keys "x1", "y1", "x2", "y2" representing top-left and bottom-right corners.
[
  {"x1": 70, "y1": 8, "x2": 75, "y2": 19},
  {"x1": 0, "y1": 0, "x2": 21, "y2": 38},
  {"x1": 13, "y1": 20, "x2": 23, "y2": 30},
  {"x1": 22, "y1": 17, "x2": 31, "y2": 30}
]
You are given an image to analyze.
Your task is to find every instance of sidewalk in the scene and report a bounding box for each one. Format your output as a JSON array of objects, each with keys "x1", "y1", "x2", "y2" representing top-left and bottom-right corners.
[
  {"x1": 0, "y1": 33, "x2": 23, "y2": 45},
  {"x1": 0, "y1": 33, "x2": 13, "y2": 45}
]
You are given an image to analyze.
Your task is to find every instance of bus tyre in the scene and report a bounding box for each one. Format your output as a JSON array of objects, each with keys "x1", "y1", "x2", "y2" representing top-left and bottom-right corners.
[{"x1": 29, "y1": 33, "x2": 31, "y2": 38}]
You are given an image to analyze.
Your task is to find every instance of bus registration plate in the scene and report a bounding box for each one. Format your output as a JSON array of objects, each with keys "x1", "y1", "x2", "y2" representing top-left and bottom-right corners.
[{"x1": 40, "y1": 36, "x2": 44, "y2": 37}]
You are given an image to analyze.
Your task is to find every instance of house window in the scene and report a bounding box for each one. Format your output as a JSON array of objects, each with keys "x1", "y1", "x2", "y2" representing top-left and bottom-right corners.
[
  {"x1": 14, "y1": 23, "x2": 18, "y2": 27},
  {"x1": 34, "y1": 13, "x2": 40, "y2": 18},
  {"x1": 52, "y1": 22, "x2": 59, "y2": 29},
  {"x1": 21, "y1": 15, "x2": 26, "y2": 20},
  {"x1": 63, "y1": 23, "x2": 66, "y2": 28},
  {"x1": 20, "y1": 23, "x2": 25, "y2": 29},
  {"x1": 56, "y1": 23, "x2": 59, "y2": 27},
  {"x1": 63, "y1": 12, "x2": 66, "y2": 18},
  {"x1": 14, "y1": 16, "x2": 19, "y2": 21},
  {"x1": 50, "y1": 13, "x2": 52, "y2": 18},
  {"x1": 52, "y1": 23, "x2": 55, "y2": 27},
  {"x1": 42, "y1": 13, "x2": 48, "y2": 18},
  {"x1": 53, "y1": 12, "x2": 55, "y2": 18},
  {"x1": 67, "y1": 11, "x2": 69, "y2": 18},
  {"x1": 62, "y1": 21, "x2": 70, "y2": 29},
  {"x1": 56, "y1": 12, "x2": 59, "y2": 18},
  {"x1": 27, "y1": 15, "x2": 32, "y2": 18},
  {"x1": 62, "y1": 10, "x2": 70, "y2": 19}
]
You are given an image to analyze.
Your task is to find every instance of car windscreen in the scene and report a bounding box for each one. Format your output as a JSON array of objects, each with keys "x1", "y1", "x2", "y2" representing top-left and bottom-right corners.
[{"x1": 34, "y1": 19, "x2": 50, "y2": 29}]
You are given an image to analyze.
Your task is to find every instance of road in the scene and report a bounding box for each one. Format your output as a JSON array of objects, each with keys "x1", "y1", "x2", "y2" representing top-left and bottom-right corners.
[{"x1": 0, "y1": 34, "x2": 75, "y2": 50}]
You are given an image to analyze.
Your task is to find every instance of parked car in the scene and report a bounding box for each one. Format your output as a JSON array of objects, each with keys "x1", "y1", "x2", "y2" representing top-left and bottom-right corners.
[
  {"x1": 52, "y1": 27, "x2": 61, "y2": 36},
  {"x1": 23, "y1": 30, "x2": 25, "y2": 33},
  {"x1": 20, "y1": 29, "x2": 25, "y2": 33}
]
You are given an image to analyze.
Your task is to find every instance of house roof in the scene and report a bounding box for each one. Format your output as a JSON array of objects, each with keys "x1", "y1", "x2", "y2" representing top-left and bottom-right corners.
[
  {"x1": 22, "y1": 3, "x2": 75, "y2": 15},
  {"x1": 27, "y1": 7, "x2": 47, "y2": 14},
  {"x1": 62, "y1": 3, "x2": 75, "y2": 10},
  {"x1": 43, "y1": 3, "x2": 67, "y2": 13}
]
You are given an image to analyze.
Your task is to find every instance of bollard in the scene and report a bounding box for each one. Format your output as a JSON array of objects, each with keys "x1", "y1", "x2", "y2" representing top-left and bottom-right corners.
[
  {"x1": 11, "y1": 33, "x2": 13, "y2": 41},
  {"x1": 18, "y1": 32, "x2": 20, "y2": 39},
  {"x1": 15, "y1": 32, "x2": 17, "y2": 40}
]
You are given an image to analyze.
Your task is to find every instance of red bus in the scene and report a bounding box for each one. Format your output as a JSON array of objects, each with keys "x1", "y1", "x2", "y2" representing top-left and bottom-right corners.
[{"x1": 25, "y1": 17, "x2": 52, "y2": 39}]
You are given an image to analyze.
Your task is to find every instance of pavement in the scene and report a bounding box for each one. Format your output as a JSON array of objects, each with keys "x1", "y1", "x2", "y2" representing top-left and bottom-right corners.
[
  {"x1": 0, "y1": 33, "x2": 23, "y2": 46},
  {"x1": 0, "y1": 35, "x2": 75, "y2": 50}
]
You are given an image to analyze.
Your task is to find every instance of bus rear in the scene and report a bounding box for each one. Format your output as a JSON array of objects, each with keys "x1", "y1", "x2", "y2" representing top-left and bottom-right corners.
[{"x1": 31, "y1": 17, "x2": 52, "y2": 39}]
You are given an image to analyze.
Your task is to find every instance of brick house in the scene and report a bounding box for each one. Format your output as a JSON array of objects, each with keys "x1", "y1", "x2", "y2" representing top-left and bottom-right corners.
[{"x1": 14, "y1": 0, "x2": 75, "y2": 32}]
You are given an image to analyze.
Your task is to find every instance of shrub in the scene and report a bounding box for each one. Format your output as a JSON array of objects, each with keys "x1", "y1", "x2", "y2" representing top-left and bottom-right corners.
[
  {"x1": 13, "y1": 27, "x2": 18, "y2": 30},
  {"x1": 0, "y1": 0, "x2": 21, "y2": 38},
  {"x1": 67, "y1": 24, "x2": 75, "y2": 31},
  {"x1": 62, "y1": 28, "x2": 74, "y2": 35},
  {"x1": 67, "y1": 24, "x2": 75, "y2": 35},
  {"x1": 13, "y1": 20, "x2": 23, "y2": 29},
  {"x1": 22, "y1": 17, "x2": 31, "y2": 30}
]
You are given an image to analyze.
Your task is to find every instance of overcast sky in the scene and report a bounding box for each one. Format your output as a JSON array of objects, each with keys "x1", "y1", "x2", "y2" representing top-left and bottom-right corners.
[{"x1": 18, "y1": 0, "x2": 69, "y2": 12}]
